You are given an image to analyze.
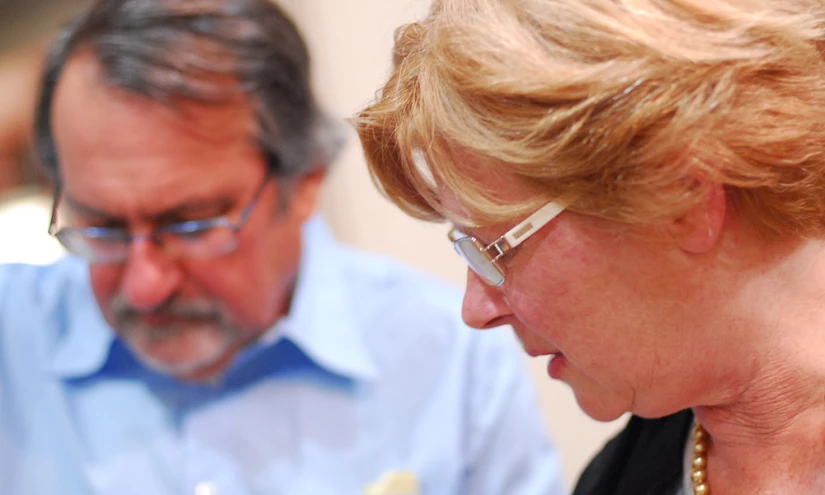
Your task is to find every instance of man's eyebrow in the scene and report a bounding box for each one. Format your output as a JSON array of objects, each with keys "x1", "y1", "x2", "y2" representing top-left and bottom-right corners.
[
  {"x1": 64, "y1": 195, "x2": 235, "y2": 222},
  {"x1": 65, "y1": 197, "x2": 110, "y2": 218},
  {"x1": 155, "y1": 197, "x2": 235, "y2": 220}
]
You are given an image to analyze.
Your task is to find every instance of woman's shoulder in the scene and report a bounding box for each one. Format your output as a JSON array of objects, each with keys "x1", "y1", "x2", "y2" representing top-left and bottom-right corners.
[{"x1": 573, "y1": 409, "x2": 694, "y2": 495}]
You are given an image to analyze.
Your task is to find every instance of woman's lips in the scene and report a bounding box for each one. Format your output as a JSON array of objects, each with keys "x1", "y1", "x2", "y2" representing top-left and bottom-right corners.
[
  {"x1": 548, "y1": 353, "x2": 566, "y2": 379},
  {"x1": 524, "y1": 348, "x2": 549, "y2": 357},
  {"x1": 523, "y1": 348, "x2": 567, "y2": 379}
]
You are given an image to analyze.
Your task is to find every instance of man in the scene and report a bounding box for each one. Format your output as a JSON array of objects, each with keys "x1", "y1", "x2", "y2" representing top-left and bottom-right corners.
[{"x1": 0, "y1": 0, "x2": 565, "y2": 494}]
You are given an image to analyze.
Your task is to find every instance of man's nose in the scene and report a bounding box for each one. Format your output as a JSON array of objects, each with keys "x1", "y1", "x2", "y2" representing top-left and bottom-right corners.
[
  {"x1": 461, "y1": 269, "x2": 512, "y2": 330},
  {"x1": 120, "y1": 240, "x2": 183, "y2": 312}
]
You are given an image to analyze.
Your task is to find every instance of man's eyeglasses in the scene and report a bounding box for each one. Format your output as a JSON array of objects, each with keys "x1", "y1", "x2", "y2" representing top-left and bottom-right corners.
[
  {"x1": 48, "y1": 174, "x2": 274, "y2": 264},
  {"x1": 448, "y1": 201, "x2": 566, "y2": 287}
]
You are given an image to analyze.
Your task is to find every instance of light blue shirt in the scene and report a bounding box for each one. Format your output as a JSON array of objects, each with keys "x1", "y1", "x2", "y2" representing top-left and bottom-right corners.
[{"x1": 0, "y1": 217, "x2": 564, "y2": 495}]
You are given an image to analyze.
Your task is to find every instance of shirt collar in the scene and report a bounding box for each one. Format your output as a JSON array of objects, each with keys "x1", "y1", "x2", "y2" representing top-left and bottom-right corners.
[
  {"x1": 48, "y1": 216, "x2": 379, "y2": 382},
  {"x1": 255, "y1": 216, "x2": 378, "y2": 381}
]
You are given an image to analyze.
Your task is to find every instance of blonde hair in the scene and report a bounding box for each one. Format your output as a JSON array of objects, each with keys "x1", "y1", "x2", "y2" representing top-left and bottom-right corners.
[{"x1": 356, "y1": 0, "x2": 825, "y2": 237}]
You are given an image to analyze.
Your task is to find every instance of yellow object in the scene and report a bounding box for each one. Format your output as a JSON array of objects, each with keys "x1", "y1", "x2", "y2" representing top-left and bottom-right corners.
[{"x1": 363, "y1": 470, "x2": 420, "y2": 495}]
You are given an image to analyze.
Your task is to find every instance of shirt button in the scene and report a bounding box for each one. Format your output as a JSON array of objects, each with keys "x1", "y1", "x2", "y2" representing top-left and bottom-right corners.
[{"x1": 194, "y1": 481, "x2": 218, "y2": 495}]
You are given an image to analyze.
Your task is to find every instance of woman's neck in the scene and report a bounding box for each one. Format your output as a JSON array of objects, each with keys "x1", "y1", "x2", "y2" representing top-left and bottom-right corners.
[
  {"x1": 695, "y1": 401, "x2": 825, "y2": 495},
  {"x1": 693, "y1": 239, "x2": 825, "y2": 494}
]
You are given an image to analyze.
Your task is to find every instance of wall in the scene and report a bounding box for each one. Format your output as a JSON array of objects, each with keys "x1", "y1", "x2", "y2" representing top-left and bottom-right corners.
[{"x1": 0, "y1": 0, "x2": 89, "y2": 51}]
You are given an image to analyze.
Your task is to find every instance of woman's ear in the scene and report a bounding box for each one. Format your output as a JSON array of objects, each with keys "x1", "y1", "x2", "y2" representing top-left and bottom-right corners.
[{"x1": 669, "y1": 182, "x2": 726, "y2": 254}]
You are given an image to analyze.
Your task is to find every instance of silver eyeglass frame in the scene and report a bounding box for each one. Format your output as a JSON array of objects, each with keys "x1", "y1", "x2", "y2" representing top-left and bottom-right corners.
[
  {"x1": 46, "y1": 172, "x2": 275, "y2": 264},
  {"x1": 448, "y1": 201, "x2": 566, "y2": 287}
]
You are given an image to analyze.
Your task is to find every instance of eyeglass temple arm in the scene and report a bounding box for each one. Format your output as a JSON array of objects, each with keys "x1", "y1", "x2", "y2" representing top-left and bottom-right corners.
[
  {"x1": 490, "y1": 201, "x2": 566, "y2": 256},
  {"x1": 47, "y1": 184, "x2": 62, "y2": 236}
]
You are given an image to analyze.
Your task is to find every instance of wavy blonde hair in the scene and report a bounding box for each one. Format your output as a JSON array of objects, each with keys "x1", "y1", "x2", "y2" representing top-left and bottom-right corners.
[{"x1": 356, "y1": 0, "x2": 825, "y2": 237}]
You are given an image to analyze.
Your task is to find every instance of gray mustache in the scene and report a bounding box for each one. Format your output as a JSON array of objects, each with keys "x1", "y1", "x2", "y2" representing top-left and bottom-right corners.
[{"x1": 110, "y1": 295, "x2": 221, "y2": 325}]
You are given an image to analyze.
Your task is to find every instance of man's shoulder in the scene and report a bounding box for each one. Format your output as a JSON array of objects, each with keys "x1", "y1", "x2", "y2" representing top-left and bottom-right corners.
[
  {"x1": 304, "y1": 220, "x2": 464, "y2": 313},
  {"x1": 331, "y1": 245, "x2": 523, "y2": 364},
  {"x1": 335, "y1": 244, "x2": 464, "y2": 312},
  {"x1": 0, "y1": 257, "x2": 100, "y2": 380},
  {"x1": 0, "y1": 256, "x2": 92, "y2": 327},
  {"x1": 0, "y1": 256, "x2": 88, "y2": 301}
]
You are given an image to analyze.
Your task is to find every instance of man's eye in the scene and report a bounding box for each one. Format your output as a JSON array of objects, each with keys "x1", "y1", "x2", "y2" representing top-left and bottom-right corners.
[
  {"x1": 173, "y1": 224, "x2": 213, "y2": 239},
  {"x1": 179, "y1": 228, "x2": 209, "y2": 238},
  {"x1": 74, "y1": 218, "x2": 124, "y2": 229}
]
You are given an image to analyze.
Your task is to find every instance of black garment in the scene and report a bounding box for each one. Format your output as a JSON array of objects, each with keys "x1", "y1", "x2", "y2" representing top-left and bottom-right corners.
[{"x1": 573, "y1": 409, "x2": 694, "y2": 495}]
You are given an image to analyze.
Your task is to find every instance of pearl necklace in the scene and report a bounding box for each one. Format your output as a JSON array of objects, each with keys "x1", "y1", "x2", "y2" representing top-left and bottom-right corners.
[{"x1": 691, "y1": 422, "x2": 711, "y2": 495}]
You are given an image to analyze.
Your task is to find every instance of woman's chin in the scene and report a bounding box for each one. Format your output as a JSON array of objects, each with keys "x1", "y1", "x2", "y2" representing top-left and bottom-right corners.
[{"x1": 572, "y1": 389, "x2": 631, "y2": 423}]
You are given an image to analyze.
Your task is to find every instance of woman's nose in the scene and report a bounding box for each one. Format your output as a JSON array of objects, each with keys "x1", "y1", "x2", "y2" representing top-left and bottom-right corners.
[{"x1": 461, "y1": 269, "x2": 512, "y2": 330}]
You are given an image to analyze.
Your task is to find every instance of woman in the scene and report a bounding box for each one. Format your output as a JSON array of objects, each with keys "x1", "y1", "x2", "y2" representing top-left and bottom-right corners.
[{"x1": 356, "y1": 0, "x2": 825, "y2": 493}]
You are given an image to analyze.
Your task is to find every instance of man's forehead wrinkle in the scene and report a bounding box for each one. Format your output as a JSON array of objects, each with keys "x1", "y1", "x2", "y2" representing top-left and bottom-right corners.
[
  {"x1": 87, "y1": 11, "x2": 259, "y2": 135},
  {"x1": 65, "y1": 184, "x2": 236, "y2": 218},
  {"x1": 162, "y1": 0, "x2": 239, "y2": 15},
  {"x1": 56, "y1": 49, "x2": 254, "y2": 138},
  {"x1": 94, "y1": 86, "x2": 259, "y2": 154}
]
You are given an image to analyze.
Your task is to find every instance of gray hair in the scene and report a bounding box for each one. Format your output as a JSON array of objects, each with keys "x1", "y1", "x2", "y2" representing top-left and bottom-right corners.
[{"x1": 35, "y1": 0, "x2": 345, "y2": 182}]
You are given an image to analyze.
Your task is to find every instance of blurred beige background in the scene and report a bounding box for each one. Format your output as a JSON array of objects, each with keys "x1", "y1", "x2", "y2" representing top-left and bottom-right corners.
[{"x1": 0, "y1": 0, "x2": 628, "y2": 489}]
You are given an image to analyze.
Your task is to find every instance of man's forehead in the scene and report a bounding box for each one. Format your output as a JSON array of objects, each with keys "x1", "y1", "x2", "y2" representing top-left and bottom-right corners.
[
  {"x1": 53, "y1": 51, "x2": 257, "y2": 145},
  {"x1": 51, "y1": 52, "x2": 268, "y2": 221},
  {"x1": 53, "y1": 53, "x2": 263, "y2": 175}
]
